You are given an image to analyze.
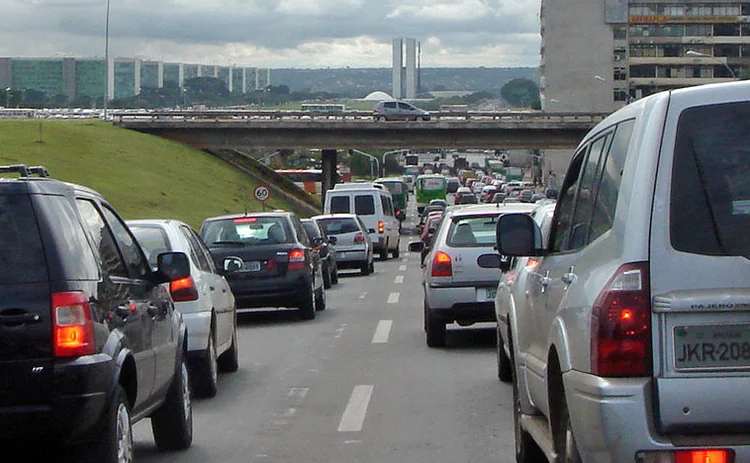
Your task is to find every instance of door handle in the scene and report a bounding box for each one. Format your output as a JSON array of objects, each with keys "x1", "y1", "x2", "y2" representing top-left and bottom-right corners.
[
  {"x1": 562, "y1": 266, "x2": 576, "y2": 287},
  {"x1": 116, "y1": 304, "x2": 133, "y2": 319},
  {"x1": 147, "y1": 304, "x2": 163, "y2": 318},
  {"x1": 210, "y1": 286, "x2": 216, "y2": 291},
  {"x1": 541, "y1": 270, "x2": 551, "y2": 294}
]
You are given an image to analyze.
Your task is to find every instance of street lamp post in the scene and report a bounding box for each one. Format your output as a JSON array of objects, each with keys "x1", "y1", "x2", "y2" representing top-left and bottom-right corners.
[
  {"x1": 4, "y1": 87, "x2": 10, "y2": 108},
  {"x1": 348, "y1": 149, "x2": 380, "y2": 180},
  {"x1": 686, "y1": 50, "x2": 737, "y2": 79},
  {"x1": 103, "y1": 0, "x2": 111, "y2": 120}
]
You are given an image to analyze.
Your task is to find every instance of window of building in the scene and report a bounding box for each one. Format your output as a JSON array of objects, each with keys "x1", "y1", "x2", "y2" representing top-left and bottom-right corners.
[
  {"x1": 685, "y1": 24, "x2": 712, "y2": 36},
  {"x1": 715, "y1": 23, "x2": 740, "y2": 37},
  {"x1": 686, "y1": 5, "x2": 712, "y2": 16},
  {"x1": 742, "y1": 24, "x2": 750, "y2": 37},
  {"x1": 715, "y1": 44, "x2": 740, "y2": 57},
  {"x1": 659, "y1": 5, "x2": 684, "y2": 17},
  {"x1": 663, "y1": 44, "x2": 681, "y2": 57},
  {"x1": 614, "y1": 67, "x2": 628, "y2": 80},
  {"x1": 613, "y1": 26, "x2": 627, "y2": 40},
  {"x1": 614, "y1": 47, "x2": 627, "y2": 62},
  {"x1": 630, "y1": 64, "x2": 657, "y2": 78},
  {"x1": 743, "y1": 3, "x2": 750, "y2": 15},
  {"x1": 630, "y1": 44, "x2": 657, "y2": 57}
]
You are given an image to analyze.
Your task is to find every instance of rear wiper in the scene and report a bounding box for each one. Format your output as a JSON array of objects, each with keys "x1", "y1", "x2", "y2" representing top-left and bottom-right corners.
[{"x1": 211, "y1": 240, "x2": 245, "y2": 246}]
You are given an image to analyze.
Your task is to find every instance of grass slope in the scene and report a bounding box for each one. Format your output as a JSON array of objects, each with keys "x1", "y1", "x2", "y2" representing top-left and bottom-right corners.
[{"x1": 0, "y1": 120, "x2": 310, "y2": 229}]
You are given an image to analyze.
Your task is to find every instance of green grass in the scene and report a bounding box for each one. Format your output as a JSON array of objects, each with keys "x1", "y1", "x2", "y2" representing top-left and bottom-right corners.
[{"x1": 0, "y1": 120, "x2": 311, "y2": 229}]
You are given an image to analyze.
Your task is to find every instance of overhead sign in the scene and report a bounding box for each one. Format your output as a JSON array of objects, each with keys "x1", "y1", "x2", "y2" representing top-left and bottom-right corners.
[{"x1": 254, "y1": 185, "x2": 270, "y2": 202}]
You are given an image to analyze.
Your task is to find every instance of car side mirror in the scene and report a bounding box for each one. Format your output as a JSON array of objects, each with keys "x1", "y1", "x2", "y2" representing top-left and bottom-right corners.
[
  {"x1": 396, "y1": 210, "x2": 406, "y2": 221},
  {"x1": 328, "y1": 236, "x2": 337, "y2": 245},
  {"x1": 496, "y1": 214, "x2": 544, "y2": 256},
  {"x1": 311, "y1": 236, "x2": 324, "y2": 246},
  {"x1": 408, "y1": 241, "x2": 425, "y2": 252},
  {"x1": 368, "y1": 228, "x2": 376, "y2": 234},
  {"x1": 154, "y1": 252, "x2": 191, "y2": 283},
  {"x1": 417, "y1": 206, "x2": 425, "y2": 215},
  {"x1": 222, "y1": 256, "x2": 243, "y2": 275}
]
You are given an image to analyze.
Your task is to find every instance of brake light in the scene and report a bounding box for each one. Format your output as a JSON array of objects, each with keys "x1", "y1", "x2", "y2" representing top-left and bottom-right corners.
[
  {"x1": 233, "y1": 217, "x2": 257, "y2": 223},
  {"x1": 267, "y1": 258, "x2": 276, "y2": 271},
  {"x1": 170, "y1": 276, "x2": 199, "y2": 302},
  {"x1": 526, "y1": 258, "x2": 540, "y2": 270},
  {"x1": 354, "y1": 233, "x2": 366, "y2": 243},
  {"x1": 675, "y1": 450, "x2": 732, "y2": 463},
  {"x1": 52, "y1": 291, "x2": 95, "y2": 357},
  {"x1": 288, "y1": 248, "x2": 306, "y2": 270},
  {"x1": 378, "y1": 221, "x2": 384, "y2": 233},
  {"x1": 591, "y1": 262, "x2": 652, "y2": 377},
  {"x1": 431, "y1": 251, "x2": 452, "y2": 277}
]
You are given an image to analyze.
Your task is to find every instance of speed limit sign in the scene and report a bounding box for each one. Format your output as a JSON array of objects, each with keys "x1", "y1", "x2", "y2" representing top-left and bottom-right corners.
[{"x1": 253, "y1": 185, "x2": 270, "y2": 202}]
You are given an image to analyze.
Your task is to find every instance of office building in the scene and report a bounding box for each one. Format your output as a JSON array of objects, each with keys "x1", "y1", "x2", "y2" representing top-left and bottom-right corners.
[
  {"x1": 392, "y1": 37, "x2": 419, "y2": 99},
  {"x1": 540, "y1": 0, "x2": 750, "y2": 112},
  {"x1": 0, "y1": 57, "x2": 270, "y2": 105}
]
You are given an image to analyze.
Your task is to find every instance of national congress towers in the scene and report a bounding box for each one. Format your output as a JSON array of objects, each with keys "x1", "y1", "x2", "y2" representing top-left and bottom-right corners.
[{"x1": 392, "y1": 38, "x2": 420, "y2": 99}]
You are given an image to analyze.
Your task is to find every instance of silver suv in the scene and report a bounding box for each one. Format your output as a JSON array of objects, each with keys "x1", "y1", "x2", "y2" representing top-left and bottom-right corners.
[
  {"x1": 484, "y1": 81, "x2": 750, "y2": 462},
  {"x1": 373, "y1": 100, "x2": 430, "y2": 121}
]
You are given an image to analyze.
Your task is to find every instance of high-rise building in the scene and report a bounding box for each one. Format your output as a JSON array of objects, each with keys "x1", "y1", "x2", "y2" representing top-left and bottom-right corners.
[
  {"x1": 540, "y1": 0, "x2": 749, "y2": 113},
  {"x1": 392, "y1": 38, "x2": 403, "y2": 99},
  {"x1": 392, "y1": 37, "x2": 419, "y2": 99}
]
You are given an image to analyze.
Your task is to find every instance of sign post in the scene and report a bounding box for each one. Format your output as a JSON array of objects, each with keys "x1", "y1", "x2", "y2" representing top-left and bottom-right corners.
[{"x1": 253, "y1": 185, "x2": 270, "y2": 211}]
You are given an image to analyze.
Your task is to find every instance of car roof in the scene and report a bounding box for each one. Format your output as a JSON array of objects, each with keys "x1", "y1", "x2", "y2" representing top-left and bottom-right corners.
[
  {"x1": 202, "y1": 211, "x2": 293, "y2": 222},
  {"x1": 447, "y1": 203, "x2": 537, "y2": 218},
  {"x1": 311, "y1": 213, "x2": 359, "y2": 220}
]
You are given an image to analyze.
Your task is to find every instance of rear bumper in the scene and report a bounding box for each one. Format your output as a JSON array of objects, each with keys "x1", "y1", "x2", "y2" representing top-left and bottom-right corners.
[
  {"x1": 228, "y1": 273, "x2": 311, "y2": 309},
  {"x1": 0, "y1": 354, "x2": 113, "y2": 444},
  {"x1": 563, "y1": 369, "x2": 750, "y2": 462},
  {"x1": 425, "y1": 283, "x2": 498, "y2": 324}
]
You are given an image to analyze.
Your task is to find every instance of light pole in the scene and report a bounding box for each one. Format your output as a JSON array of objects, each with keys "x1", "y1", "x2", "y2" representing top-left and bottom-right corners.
[
  {"x1": 348, "y1": 149, "x2": 380, "y2": 180},
  {"x1": 103, "y1": 0, "x2": 111, "y2": 119},
  {"x1": 686, "y1": 50, "x2": 737, "y2": 79},
  {"x1": 4, "y1": 87, "x2": 10, "y2": 108},
  {"x1": 381, "y1": 149, "x2": 405, "y2": 177}
]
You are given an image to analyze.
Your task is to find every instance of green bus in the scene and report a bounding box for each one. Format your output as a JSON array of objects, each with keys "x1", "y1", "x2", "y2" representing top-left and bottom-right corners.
[
  {"x1": 415, "y1": 174, "x2": 447, "y2": 212},
  {"x1": 374, "y1": 177, "x2": 408, "y2": 213}
]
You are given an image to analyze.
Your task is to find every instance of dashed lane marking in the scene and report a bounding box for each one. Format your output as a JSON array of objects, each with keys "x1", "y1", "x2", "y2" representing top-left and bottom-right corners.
[
  {"x1": 338, "y1": 385, "x2": 374, "y2": 432},
  {"x1": 358, "y1": 292, "x2": 367, "y2": 299},
  {"x1": 372, "y1": 320, "x2": 393, "y2": 344},
  {"x1": 399, "y1": 265, "x2": 407, "y2": 271},
  {"x1": 394, "y1": 275, "x2": 404, "y2": 284},
  {"x1": 387, "y1": 292, "x2": 400, "y2": 304}
]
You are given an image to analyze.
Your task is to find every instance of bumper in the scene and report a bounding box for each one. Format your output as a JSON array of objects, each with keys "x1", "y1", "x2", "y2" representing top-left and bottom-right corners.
[
  {"x1": 182, "y1": 311, "x2": 212, "y2": 353},
  {"x1": 425, "y1": 284, "x2": 497, "y2": 324},
  {"x1": 563, "y1": 369, "x2": 750, "y2": 462},
  {"x1": 0, "y1": 354, "x2": 113, "y2": 444},
  {"x1": 334, "y1": 248, "x2": 368, "y2": 267},
  {"x1": 228, "y1": 273, "x2": 311, "y2": 309}
]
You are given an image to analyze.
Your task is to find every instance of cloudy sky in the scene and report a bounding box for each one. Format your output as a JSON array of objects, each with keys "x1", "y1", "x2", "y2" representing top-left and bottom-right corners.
[{"x1": 1, "y1": 0, "x2": 541, "y2": 68}]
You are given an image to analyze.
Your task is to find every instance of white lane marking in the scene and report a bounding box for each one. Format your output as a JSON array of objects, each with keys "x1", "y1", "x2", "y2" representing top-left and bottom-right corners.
[
  {"x1": 394, "y1": 275, "x2": 404, "y2": 284},
  {"x1": 338, "y1": 385, "x2": 374, "y2": 432},
  {"x1": 401, "y1": 258, "x2": 408, "y2": 263},
  {"x1": 288, "y1": 387, "x2": 309, "y2": 401},
  {"x1": 372, "y1": 320, "x2": 393, "y2": 344},
  {"x1": 387, "y1": 292, "x2": 400, "y2": 304},
  {"x1": 274, "y1": 408, "x2": 297, "y2": 418},
  {"x1": 399, "y1": 265, "x2": 407, "y2": 271},
  {"x1": 335, "y1": 323, "x2": 347, "y2": 339},
  {"x1": 358, "y1": 292, "x2": 367, "y2": 299}
]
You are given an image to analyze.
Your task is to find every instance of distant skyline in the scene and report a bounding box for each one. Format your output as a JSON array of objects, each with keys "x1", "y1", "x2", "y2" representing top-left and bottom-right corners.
[{"x1": 0, "y1": 0, "x2": 542, "y2": 69}]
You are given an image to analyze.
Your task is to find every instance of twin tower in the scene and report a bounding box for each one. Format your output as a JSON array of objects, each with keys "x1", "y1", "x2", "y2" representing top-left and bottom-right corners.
[{"x1": 392, "y1": 38, "x2": 420, "y2": 100}]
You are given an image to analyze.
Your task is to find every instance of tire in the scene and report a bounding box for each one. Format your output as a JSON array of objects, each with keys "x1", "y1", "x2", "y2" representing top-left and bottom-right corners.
[
  {"x1": 392, "y1": 240, "x2": 400, "y2": 258},
  {"x1": 360, "y1": 259, "x2": 371, "y2": 276},
  {"x1": 497, "y1": 325, "x2": 513, "y2": 383},
  {"x1": 217, "y1": 319, "x2": 239, "y2": 373},
  {"x1": 315, "y1": 286, "x2": 326, "y2": 311},
  {"x1": 513, "y1": 364, "x2": 545, "y2": 462},
  {"x1": 376, "y1": 115, "x2": 385, "y2": 121},
  {"x1": 425, "y1": 309, "x2": 446, "y2": 347},
  {"x1": 379, "y1": 243, "x2": 389, "y2": 261},
  {"x1": 192, "y1": 333, "x2": 218, "y2": 398},
  {"x1": 555, "y1": 390, "x2": 583, "y2": 463},
  {"x1": 298, "y1": 280, "x2": 316, "y2": 320},
  {"x1": 331, "y1": 263, "x2": 339, "y2": 285},
  {"x1": 151, "y1": 355, "x2": 193, "y2": 451},
  {"x1": 77, "y1": 384, "x2": 133, "y2": 463},
  {"x1": 322, "y1": 262, "x2": 332, "y2": 289},
  {"x1": 369, "y1": 260, "x2": 375, "y2": 274}
]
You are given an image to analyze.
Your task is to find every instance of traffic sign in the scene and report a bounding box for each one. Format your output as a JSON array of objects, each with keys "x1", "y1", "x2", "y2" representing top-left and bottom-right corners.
[{"x1": 254, "y1": 185, "x2": 270, "y2": 202}]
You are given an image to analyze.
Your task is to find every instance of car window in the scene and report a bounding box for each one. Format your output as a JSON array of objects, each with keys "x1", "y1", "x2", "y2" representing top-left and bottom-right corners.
[
  {"x1": 671, "y1": 101, "x2": 750, "y2": 257},
  {"x1": 202, "y1": 216, "x2": 292, "y2": 245},
  {"x1": 446, "y1": 215, "x2": 499, "y2": 247},
  {"x1": 398, "y1": 102, "x2": 414, "y2": 110},
  {"x1": 131, "y1": 225, "x2": 173, "y2": 267},
  {"x1": 292, "y1": 216, "x2": 310, "y2": 246},
  {"x1": 101, "y1": 206, "x2": 150, "y2": 279},
  {"x1": 303, "y1": 221, "x2": 321, "y2": 239},
  {"x1": 76, "y1": 199, "x2": 129, "y2": 278},
  {"x1": 180, "y1": 225, "x2": 213, "y2": 272},
  {"x1": 384, "y1": 102, "x2": 397, "y2": 109},
  {"x1": 354, "y1": 195, "x2": 376, "y2": 215},
  {"x1": 330, "y1": 195, "x2": 350, "y2": 213},
  {"x1": 318, "y1": 218, "x2": 359, "y2": 234},
  {"x1": 549, "y1": 147, "x2": 587, "y2": 252},
  {"x1": 0, "y1": 194, "x2": 48, "y2": 284}
]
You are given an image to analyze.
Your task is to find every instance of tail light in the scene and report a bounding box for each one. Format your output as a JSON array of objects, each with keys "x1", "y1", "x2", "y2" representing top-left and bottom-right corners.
[
  {"x1": 378, "y1": 221, "x2": 385, "y2": 233},
  {"x1": 431, "y1": 251, "x2": 453, "y2": 277},
  {"x1": 288, "y1": 248, "x2": 306, "y2": 270},
  {"x1": 170, "y1": 276, "x2": 199, "y2": 302},
  {"x1": 53, "y1": 291, "x2": 95, "y2": 357},
  {"x1": 354, "y1": 233, "x2": 366, "y2": 243},
  {"x1": 591, "y1": 262, "x2": 652, "y2": 377},
  {"x1": 267, "y1": 258, "x2": 276, "y2": 271},
  {"x1": 675, "y1": 450, "x2": 732, "y2": 463}
]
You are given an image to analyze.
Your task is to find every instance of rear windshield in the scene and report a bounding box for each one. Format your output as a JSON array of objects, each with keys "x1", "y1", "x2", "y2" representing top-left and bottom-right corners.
[
  {"x1": 302, "y1": 221, "x2": 322, "y2": 239},
  {"x1": 354, "y1": 195, "x2": 375, "y2": 215},
  {"x1": 201, "y1": 216, "x2": 292, "y2": 245},
  {"x1": 0, "y1": 194, "x2": 47, "y2": 283},
  {"x1": 330, "y1": 196, "x2": 350, "y2": 214},
  {"x1": 446, "y1": 214, "x2": 500, "y2": 247},
  {"x1": 671, "y1": 101, "x2": 750, "y2": 257},
  {"x1": 378, "y1": 182, "x2": 403, "y2": 194},
  {"x1": 317, "y1": 218, "x2": 359, "y2": 235}
]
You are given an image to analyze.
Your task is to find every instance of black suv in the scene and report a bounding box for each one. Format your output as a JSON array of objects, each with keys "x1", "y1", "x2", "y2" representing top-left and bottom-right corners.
[
  {"x1": 200, "y1": 211, "x2": 325, "y2": 320},
  {"x1": 0, "y1": 165, "x2": 193, "y2": 462},
  {"x1": 302, "y1": 218, "x2": 338, "y2": 289}
]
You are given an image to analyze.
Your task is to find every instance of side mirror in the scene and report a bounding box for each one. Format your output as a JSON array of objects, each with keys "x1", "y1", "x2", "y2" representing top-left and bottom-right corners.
[
  {"x1": 396, "y1": 210, "x2": 406, "y2": 221},
  {"x1": 328, "y1": 236, "x2": 337, "y2": 245},
  {"x1": 496, "y1": 214, "x2": 544, "y2": 256},
  {"x1": 368, "y1": 228, "x2": 376, "y2": 234},
  {"x1": 417, "y1": 206, "x2": 425, "y2": 215},
  {"x1": 477, "y1": 253, "x2": 503, "y2": 269},
  {"x1": 311, "y1": 236, "x2": 324, "y2": 246},
  {"x1": 155, "y1": 252, "x2": 191, "y2": 283},
  {"x1": 222, "y1": 256, "x2": 243, "y2": 274},
  {"x1": 408, "y1": 241, "x2": 425, "y2": 252}
]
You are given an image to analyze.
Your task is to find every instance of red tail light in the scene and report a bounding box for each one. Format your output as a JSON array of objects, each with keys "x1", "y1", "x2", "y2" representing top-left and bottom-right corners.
[
  {"x1": 378, "y1": 221, "x2": 385, "y2": 233},
  {"x1": 591, "y1": 262, "x2": 652, "y2": 377},
  {"x1": 288, "y1": 248, "x2": 306, "y2": 270},
  {"x1": 53, "y1": 291, "x2": 95, "y2": 357},
  {"x1": 354, "y1": 233, "x2": 366, "y2": 243},
  {"x1": 170, "y1": 276, "x2": 199, "y2": 302},
  {"x1": 431, "y1": 251, "x2": 453, "y2": 277},
  {"x1": 675, "y1": 450, "x2": 732, "y2": 463},
  {"x1": 267, "y1": 258, "x2": 276, "y2": 271}
]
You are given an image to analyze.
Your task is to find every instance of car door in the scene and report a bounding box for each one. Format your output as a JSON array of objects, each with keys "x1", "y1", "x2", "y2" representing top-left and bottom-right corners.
[{"x1": 76, "y1": 198, "x2": 160, "y2": 410}]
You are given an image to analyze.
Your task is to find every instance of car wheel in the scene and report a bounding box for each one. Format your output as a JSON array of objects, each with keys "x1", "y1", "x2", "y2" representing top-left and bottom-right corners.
[
  {"x1": 322, "y1": 262, "x2": 332, "y2": 289},
  {"x1": 360, "y1": 259, "x2": 371, "y2": 275},
  {"x1": 497, "y1": 325, "x2": 513, "y2": 383},
  {"x1": 376, "y1": 115, "x2": 385, "y2": 121},
  {"x1": 217, "y1": 317, "x2": 239, "y2": 373},
  {"x1": 425, "y1": 309, "x2": 445, "y2": 347},
  {"x1": 556, "y1": 388, "x2": 582, "y2": 463},
  {"x1": 419, "y1": 116, "x2": 429, "y2": 121},
  {"x1": 331, "y1": 263, "x2": 339, "y2": 285},
  {"x1": 151, "y1": 353, "x2": 193, "y2": 451},
  {"x1": 392, "y1": 240, "x2": 400, "y2": 258},
  {"x1": 379, "y1": 242, "x2": 389, "y2": 261},
  {"x1": 315, "y1": 285, "x2": 326, "y2": 311},
  {"x1": 513, "y1": 365, "x2": 544, "y2": 462},
  {"x1": 298, "y1": 280, "x2": 316, "y2": 320},
  {"x1": 78, "y1": 384, "x2": 133, "y2": 463},
  {"x1": 369, "y1": 259, "x2": 375, "y2": 274},
  {"x1": 192, "y1": 332, "x2": 218, "y2": 398}
]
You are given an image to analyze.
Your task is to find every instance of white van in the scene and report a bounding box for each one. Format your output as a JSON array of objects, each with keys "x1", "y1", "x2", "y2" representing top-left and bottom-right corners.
[{"x1": 324, "y1": 184, "x2": 400, "y2": 260}]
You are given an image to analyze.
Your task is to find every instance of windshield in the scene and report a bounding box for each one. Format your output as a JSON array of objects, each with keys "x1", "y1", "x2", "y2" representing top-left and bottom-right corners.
[{"x1": 201, "y1": 216, "x2": 292, "y2": 245}]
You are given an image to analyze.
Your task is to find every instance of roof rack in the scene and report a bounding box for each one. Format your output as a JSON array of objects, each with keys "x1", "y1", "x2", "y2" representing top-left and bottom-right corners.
[{"x1": 0, "y1": 164, "x2": 51, "y2": 178}]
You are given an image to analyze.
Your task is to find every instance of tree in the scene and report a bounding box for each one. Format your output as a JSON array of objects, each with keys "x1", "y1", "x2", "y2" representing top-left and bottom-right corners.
[{"x1": 500, "y1": 78, "x2": 541, "y2": 108}]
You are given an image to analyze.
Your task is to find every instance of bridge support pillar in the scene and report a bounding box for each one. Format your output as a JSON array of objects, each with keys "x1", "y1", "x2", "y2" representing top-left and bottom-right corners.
[{"x1": 321, "y1": 149, "x2": 337, "y2": 204}]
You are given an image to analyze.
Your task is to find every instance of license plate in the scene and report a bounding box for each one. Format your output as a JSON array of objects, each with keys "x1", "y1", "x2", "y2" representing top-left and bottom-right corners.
[
  {"x1": 674, "y1": 324, "x2": 750, "y2": 370},
  {"x1": 336, "y1": 252, "x2": 346, "y2": 259},
  {"x1": 478, "y1": 287, "x2": 497, "y2": 301},
  {"x1": 243, "y1": 261, "x2": 262, "y2": 272}
]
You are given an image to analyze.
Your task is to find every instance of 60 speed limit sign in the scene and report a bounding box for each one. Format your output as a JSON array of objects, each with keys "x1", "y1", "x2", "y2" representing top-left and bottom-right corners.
[{"x1": 253, "y1": 185, "x2": 270, "y2": 202}]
